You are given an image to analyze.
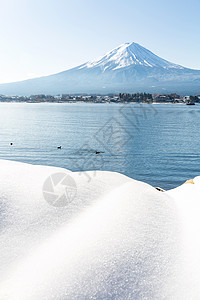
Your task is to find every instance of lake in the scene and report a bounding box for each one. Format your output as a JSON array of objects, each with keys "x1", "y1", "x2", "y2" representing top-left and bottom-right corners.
[{"x1": 0, "y1": 102, "x2": 199, "y2": 190}]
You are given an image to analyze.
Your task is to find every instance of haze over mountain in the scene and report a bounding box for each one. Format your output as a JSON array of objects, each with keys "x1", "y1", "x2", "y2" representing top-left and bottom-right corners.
[{"x1": 0, "y1": 42, "x2": 200, "y2": 95}]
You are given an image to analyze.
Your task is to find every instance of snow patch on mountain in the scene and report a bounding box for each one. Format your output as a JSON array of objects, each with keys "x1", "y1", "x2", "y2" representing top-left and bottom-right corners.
[{"x1": 79, "y1": 42, "x2": 184, "y2": 71}]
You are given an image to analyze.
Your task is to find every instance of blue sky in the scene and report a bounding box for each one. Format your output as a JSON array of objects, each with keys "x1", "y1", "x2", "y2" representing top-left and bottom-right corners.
[{"x1": 0, "y1": 0, "x2": 199, "y2": 83}]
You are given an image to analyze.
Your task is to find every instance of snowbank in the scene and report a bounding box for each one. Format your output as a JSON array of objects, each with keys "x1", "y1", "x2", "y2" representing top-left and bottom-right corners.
[{"x1": 0, "y1": 159, "x2": 199, "y2": 299}]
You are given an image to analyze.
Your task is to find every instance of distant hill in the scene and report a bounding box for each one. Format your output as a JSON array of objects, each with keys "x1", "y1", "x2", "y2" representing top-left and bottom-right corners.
[{"x1": 0, "y1": 42, "x2": 200, "y2": 95}]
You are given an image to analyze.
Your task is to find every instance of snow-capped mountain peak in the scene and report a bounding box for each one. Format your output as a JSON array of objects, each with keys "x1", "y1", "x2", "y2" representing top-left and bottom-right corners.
[
  {"x1": 1, "y1": 41, "x2": 200, "y2": 95},
  {"x1": 79, "y1": 42, "x2": 184, "y2": 71}
]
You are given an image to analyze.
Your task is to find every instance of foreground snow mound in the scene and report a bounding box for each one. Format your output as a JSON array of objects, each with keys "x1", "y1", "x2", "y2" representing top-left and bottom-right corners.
[{"x1": 0, "y1": 160, "x2": 199, "y2": 300}]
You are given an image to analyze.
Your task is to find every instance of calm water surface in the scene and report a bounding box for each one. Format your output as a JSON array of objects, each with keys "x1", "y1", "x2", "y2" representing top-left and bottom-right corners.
[{"x1": 0, "y1": 102, "x2": 199, "y2": 190}]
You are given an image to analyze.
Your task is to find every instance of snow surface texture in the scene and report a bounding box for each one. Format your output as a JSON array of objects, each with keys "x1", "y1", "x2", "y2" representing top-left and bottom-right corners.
[
  {"x1": 79, "y1": 42, "x2": 184, "y2": 71},
  {"x1": 0, "y1": 159, "x2": 200, "y2": 300}
]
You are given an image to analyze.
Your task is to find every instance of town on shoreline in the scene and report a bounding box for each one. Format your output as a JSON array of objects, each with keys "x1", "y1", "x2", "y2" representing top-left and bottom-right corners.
[{"x1": 0, "y1": 93, "x2": 200, "y2": 104}]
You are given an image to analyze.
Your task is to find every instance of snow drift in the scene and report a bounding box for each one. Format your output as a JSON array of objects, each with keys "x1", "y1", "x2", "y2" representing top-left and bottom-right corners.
[{"x1": 0, "y1": 159, "x2": 200, "y2": 299}]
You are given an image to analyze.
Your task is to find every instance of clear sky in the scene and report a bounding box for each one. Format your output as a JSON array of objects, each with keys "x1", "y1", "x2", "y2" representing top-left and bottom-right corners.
[{"x1": 0, "y1": 0, "x2": 200, "y2": 84}]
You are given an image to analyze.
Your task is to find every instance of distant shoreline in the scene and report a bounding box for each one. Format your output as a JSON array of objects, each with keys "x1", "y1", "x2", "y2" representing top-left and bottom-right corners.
[
  {"x1": 1, "y1": 92, "x2": 199, "y2": 104},
  {"x1": 0, "y1": 101, "x2": 197, "y2": 105}
]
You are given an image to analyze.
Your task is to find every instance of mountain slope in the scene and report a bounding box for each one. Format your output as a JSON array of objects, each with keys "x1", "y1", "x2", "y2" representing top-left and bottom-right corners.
[{"x1": 0, "y1": 42, "x2": 200, "y2": 95}]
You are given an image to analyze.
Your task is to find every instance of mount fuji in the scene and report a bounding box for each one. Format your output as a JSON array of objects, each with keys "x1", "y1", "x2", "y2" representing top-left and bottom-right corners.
[{"x1": 0, "y1": 42, "x2": 200, "y2": 95}]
